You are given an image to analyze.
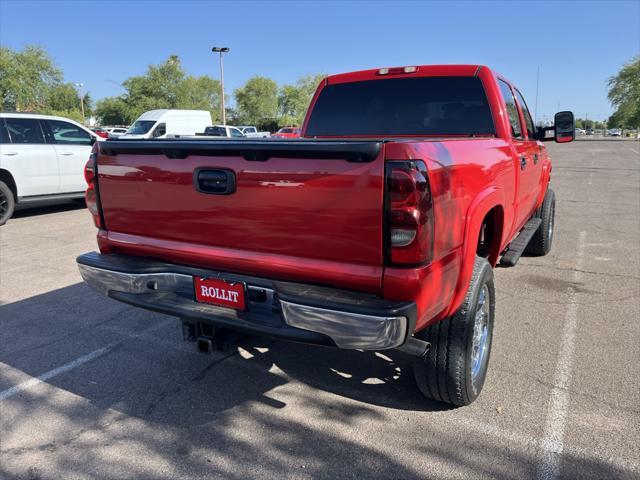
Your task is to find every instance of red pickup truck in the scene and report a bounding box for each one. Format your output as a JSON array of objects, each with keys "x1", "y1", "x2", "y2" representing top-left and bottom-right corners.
[{"x1": 77, "y1": 65, "x2": 574, "y2": 406}]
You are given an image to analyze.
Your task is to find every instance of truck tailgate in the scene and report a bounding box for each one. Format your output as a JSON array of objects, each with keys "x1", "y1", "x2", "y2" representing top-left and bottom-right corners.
[{"x1": 96, "y1": 140, "x2": 386, "y2": 293}]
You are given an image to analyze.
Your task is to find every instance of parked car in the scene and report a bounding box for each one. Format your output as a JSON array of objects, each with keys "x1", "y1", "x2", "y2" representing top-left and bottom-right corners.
[
  {"x1": 575, "y1": 128, "x2": 585, "y2": 135},
  {"x1": 272, "y1": 127, "x2": 301, "y2": 138},
  {"x1": 237, "y1": 126, "x2": 271, "y2": 138},
  {"x1": 77, "y1": 64, "x2": 574, "y2": 406},
  {"x1": 201, "y1": 125, "x2": 246, "y2": 138},
  {"x1": 608, "y1": 128, "x2": 622, "y2": 137},
  {"x1": 121, "y1": 109, "x2": 212, "y2": 139},
  {"x1": 585, "y1": 128, "x2": 594, "y2": 135},
  {"x1": 106, "y1": 127, "x2": 128, "y2": 138},
  {"x1": 0, "y1": 112, "x2": 102, "y2": 224},
  {"x1": 91, "y1": 128, "x2": 110, "y2": 139}
]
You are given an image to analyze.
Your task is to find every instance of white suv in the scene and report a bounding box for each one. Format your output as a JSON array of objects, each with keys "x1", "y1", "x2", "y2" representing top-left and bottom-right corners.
[{"x1": 0, "y1": 113, "x2": 102, "y2": 225}]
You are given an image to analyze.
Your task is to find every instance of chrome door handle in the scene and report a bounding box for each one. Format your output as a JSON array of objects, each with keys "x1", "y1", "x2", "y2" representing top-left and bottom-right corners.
[
  {"x1": 2, "y1": 152, "x2": 18, "y2": 156},
  {"x1": 60, "y1": 152, "x2": 74, "y2": 156}
]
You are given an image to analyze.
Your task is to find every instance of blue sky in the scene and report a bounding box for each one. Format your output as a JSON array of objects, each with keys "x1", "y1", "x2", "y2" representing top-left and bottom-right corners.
[{"x1": 1, "y1": 0, "x2": 638, "y2": 121}]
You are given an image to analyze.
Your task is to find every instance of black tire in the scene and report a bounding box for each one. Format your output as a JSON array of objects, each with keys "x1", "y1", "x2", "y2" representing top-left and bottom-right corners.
[
  {"x1": 414, "y1": 255, "x2": 495, "y2": 406},
  {"x1": 526, "y1": 188, "x2": 555, "y2": 256},
  {"x1": 0, "y1": 180, "x2": 16, "y2": 226}
]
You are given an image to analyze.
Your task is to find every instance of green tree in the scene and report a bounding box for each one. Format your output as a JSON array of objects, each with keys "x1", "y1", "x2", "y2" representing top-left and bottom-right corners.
[
  {"x1": 94, "y1": 96, "x2": 134, "y2": 125},
  {"x1": 235, "y1": 76, "x2": 278, "y2": 128},
  {"x1": 277, "y1": 73, "x2": 325, "y2": 126},
  {"x1": 177, "y1": 75, "x2": 222, "y2": 121},
  {"x1": 0, "y1": 45, "x2": 62, "y2": 111},
  {"x1": 40, "y1": 84, "x2": 92, "y2": 123},
  {"x1": 95, "y1": 55, "x2": 222, "y2": 125},
  {"x1": 607, "y1": 57, "x2": 640, "y2": 129}
]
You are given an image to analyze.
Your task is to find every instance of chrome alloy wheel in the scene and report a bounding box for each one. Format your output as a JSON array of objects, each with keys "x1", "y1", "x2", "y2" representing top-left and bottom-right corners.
[{"x1": 470, "y1": 284, "x2": 490, "y2": 383}]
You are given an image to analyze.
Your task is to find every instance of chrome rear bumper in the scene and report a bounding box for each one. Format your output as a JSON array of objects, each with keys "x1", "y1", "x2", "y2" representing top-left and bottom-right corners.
[{"x1": 77, "y1": 252, "x2": 418, "y2": 351}]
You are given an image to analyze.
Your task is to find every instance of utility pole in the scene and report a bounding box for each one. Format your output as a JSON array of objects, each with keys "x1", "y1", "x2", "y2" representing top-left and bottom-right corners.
[
  {"x1": 211, "y1": 47, "x2": 230, "y2": 125},
  {"x1": 74, "y1": 82, "x2": 85, "y2": 124}
]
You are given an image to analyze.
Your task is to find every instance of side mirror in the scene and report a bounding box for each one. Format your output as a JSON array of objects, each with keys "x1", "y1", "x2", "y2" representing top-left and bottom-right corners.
[
  {"x1": 554, "y1": 111, "x2": 575, "y2": 143},
  {"x1": 90, "y1": 136, "x2": 97, "y2": 146}
]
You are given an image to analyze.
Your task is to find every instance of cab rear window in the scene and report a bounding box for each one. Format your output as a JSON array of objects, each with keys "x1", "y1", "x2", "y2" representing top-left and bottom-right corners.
[{"x1": 306, "y1": 76, "x2": 495, "y2": 137}]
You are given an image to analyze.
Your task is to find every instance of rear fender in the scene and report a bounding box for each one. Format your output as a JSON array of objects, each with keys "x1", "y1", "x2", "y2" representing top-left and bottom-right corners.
[
  {"x1": 445, "y1": 187, "x2": 505, "y2": 317},
  {"x1": 534, "y1": 159, "x2": 552, "y2": 209}
]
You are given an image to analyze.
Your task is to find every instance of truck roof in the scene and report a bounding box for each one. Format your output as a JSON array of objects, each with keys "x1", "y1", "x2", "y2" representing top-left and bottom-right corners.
[{"x1": 327, "y1": 64, "x2": 489, "y2": 85}]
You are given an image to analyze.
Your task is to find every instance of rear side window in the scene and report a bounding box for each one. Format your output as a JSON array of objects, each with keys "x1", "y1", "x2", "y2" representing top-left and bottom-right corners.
[
  {"x1": 498, "y1": 80, "x2": 523, "y2": 139},
  {"x1": 306, "y1": 76, "x2": 495, "y2": 137},
  {"x1": 4, "y1": 117, "x2": 46, "y2": 144},
  {"x1": 514, "y1": 89, "x2": 536, "y2": 138},
  {"x1": 0, "y1": 120, "x2": 10, "y2": 144},
  {"x1": 204, "y1": 126, "x2": 225, "y2": 136},
  {"x1": 47, "y1": 120, "x2": 92, "y2": 145}
]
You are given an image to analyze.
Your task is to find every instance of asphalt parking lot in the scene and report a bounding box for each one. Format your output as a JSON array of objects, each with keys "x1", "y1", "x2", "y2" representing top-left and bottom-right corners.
[{"x1": 0, "y1": 140, "x2": 638, "y2": 480}]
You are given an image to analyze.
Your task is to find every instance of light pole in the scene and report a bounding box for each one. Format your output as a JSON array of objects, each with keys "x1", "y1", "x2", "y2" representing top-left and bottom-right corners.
[
  {"x1": 106, "y1": 79, "x2": 126, "y2": 95},
  {"x1": 211, "y1": 47, "x2": 229, "y2": 125},
  {"x1": 74, "y1": 82, "x2": 85, "y2": 124}
]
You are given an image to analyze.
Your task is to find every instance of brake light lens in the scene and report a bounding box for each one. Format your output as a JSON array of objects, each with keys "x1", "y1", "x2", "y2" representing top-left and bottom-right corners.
[
  {"x1": 84, "y1": 144, "x2": 101, "y2": 228},
  {"x1": 386, "y1": 160, "x2": 434, "y2": 264}
]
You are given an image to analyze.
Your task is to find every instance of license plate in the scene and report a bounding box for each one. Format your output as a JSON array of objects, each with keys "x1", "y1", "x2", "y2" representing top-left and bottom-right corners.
[{"x1": 194, "y1": 277, "x2": 246, "y2": 310}]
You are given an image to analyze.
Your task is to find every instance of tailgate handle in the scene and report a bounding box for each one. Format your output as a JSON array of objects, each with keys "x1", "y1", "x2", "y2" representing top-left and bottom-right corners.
[{"x1": 195, "y1": 169, "x2": 236, "y2": 195}]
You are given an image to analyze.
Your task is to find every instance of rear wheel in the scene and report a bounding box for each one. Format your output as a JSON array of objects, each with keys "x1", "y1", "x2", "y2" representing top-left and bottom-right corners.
[
  {"x1": 413, "y1": 256, "x2": 495, "y2": 406},
  {"x1": 0, "y1": 181, "x2": 16, "y2": 226},
  {"x1": 526, "y1": 188, "x2": 555, "y2": 256}
]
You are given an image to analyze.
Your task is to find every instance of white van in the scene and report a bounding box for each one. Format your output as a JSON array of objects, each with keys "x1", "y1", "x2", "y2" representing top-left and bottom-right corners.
[{"x1": 122, "y1": 109, "x2": 212, "y2": 139}]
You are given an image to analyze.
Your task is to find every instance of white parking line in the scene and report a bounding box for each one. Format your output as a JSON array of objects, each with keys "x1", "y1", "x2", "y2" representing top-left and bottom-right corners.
[
  {"x1": 629, "y1": 148, "x2": 639, "y2": 155},
  {"x1": 0, "y1": 318, "x2": 175, "y2": 402},
  {"x1": 536, "y1": 230, "x2": 587, "y2": 480},
  {"x1": 0, "y1": 347, "x2": 110, "y2": 401}
]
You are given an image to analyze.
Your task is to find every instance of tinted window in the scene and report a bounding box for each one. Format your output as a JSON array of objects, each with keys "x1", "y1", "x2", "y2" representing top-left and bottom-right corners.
[
  {"x1": 306, "y1": 77, "x2": 495, "y2": 137},
  {"x1": 230, "y1": 128, "x2": 244, "y2": 138},
  {"x1": 0, "y1": 120, "x2": 10, "y2": 144},
  {"x1": 498, "y1": 80, "x2": 523, "y2": 138},
  {"x1": 514, "y1": 89, "x2": 536, "y2": 138},
  {"x1": 127, "y1": 120, "x2": 156, "y2": 135},
  {"x1": 48, "y1": 120, "x2": 92, "y2": 145},
  {"x1": 4, "y1": 117, "x2": 46, "y2": 144},
  {"x1": 152, "y1": 123, "x2": 166, "y2": 138},
  {"x1": 204, "y1": 126, "x2": 225, "y2": 136}
]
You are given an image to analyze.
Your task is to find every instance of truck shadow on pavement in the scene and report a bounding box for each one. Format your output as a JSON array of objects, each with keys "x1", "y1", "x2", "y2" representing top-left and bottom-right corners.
[{"x1": 1, "y1": 284, "x2": 635, "y2": 479}]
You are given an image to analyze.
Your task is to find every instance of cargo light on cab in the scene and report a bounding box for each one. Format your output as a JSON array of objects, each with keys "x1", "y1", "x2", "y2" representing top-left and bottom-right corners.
[{"x1": 377, "y1": 66, "x2": 419, "y2": 76}]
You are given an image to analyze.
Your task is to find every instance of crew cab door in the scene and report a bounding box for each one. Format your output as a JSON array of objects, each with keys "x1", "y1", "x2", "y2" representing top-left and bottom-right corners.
[
  {"x1": 498, "y1": 80, "x2": 539, "y2": 230},
  {"x1": 514, "y1": 87, "x2": 545, "y2": 209},
  {"x1": 45, "y1": 119, "x2": 94, "y2": 193},
  {"x1": 1, "y1": 117, "x2": 59, "y2": 196}
]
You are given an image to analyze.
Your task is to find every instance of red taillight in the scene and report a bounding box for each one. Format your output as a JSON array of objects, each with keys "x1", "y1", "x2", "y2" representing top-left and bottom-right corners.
[
  {"x1": 386, "y1": 160, "x2": 434, "y2": 265},
  {"x1": 84, "y1": 158, "x2": 95, "y2": 186},
  {"x1": 85, "y1": 146, "x2": 101, "y2": 228}
]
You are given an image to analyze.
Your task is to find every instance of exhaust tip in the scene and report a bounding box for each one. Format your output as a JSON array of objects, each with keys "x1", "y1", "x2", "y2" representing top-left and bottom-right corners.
[{"x1": 397, "y1": 337, "x2": 430, "y2": 357}]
